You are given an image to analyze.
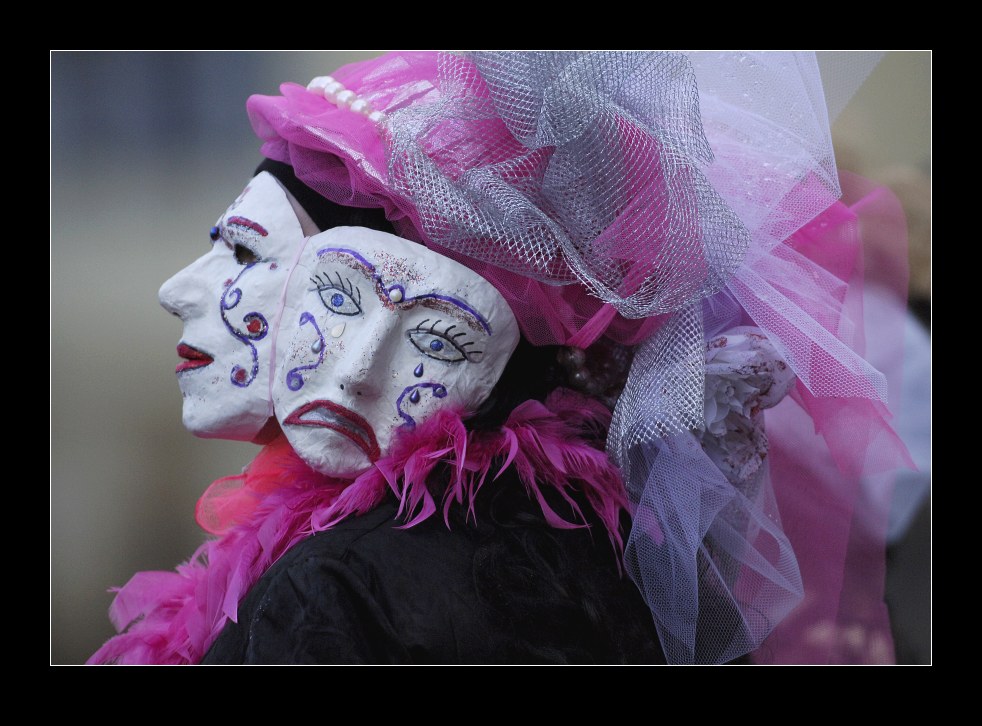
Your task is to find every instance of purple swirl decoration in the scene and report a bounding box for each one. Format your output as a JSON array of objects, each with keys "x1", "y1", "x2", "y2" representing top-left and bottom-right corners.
[
  {"x1": 396, "y1": 382, "x2": 448, "y2": 428},
  {"x1": 220, "y1": 264, "x2": 269, "y2": 388},
  {"x1": 285, "y1": 312, "x2": 325, "y2": 391}
]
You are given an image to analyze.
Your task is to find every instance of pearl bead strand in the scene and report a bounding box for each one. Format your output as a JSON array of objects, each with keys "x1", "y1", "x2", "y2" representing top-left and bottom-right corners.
[{"x1": 306, "y1": 76, "x2": 385, "y2": 124}]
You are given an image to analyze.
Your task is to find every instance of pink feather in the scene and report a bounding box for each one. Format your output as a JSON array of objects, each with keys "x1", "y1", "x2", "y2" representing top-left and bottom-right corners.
[{"x1": 88, "y1": 390, "x2": 630, "y2": 665}]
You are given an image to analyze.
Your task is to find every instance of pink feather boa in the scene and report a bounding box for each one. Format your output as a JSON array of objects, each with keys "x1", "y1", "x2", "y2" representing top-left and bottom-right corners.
[{"x1": 88, "y1": 391, "x2": 628, "y2": 665}]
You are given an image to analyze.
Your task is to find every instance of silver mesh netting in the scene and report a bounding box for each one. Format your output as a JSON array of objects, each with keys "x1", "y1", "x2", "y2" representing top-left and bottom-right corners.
[
  {"x1": 620, "y1": 428, "x2": 803, "y2": 664},
  {"x1": 385, "y1": 52, "x2": 751, "y2": 325},
  {"x1": 608, "y1": 303, "x2": 706, "y2": 496},
  {"x1": 611, "y1": 322, "x2": 805, "y2": 664}
]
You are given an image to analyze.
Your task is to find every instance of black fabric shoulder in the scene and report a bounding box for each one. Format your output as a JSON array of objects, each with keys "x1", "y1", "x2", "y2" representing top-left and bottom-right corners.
[
  {"x1": 204, "y1": 473, "x2": 666, "y2": 664},
  {"x1": 202, "y1": 505, "x2": 406, "y2": 664}
]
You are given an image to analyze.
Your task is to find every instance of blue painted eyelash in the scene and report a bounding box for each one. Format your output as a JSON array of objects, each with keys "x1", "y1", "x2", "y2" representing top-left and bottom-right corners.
[
  {"x1": 409, "y1": 318, "x2": 483, "y2": 362},
  {"x1": 311, "y1": 272, "x2": 363, "y2": 316},
  {"x1": 311, "y1": 272, "x2": 361, "y2": 303}
]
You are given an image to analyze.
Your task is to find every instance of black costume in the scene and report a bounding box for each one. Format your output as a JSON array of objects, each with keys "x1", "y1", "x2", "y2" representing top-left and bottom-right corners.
[{"x1": 205, "y1": 478, "x2": 664, "y2": 664}]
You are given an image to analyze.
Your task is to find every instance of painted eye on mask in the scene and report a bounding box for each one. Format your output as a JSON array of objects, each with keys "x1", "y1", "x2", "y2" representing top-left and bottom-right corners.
[
  {"x1": 408, "y1": 319, "x2": 481, "y2": 363},
  {"x1": 234, "y1": 244, "x2": 259, "y2": 266},
  {"x1": 312, "y1": 272, "x2": 363, "y2": 316},
  {"x1": 208, "y1": 226, "x2": 260, "y2": 266}
]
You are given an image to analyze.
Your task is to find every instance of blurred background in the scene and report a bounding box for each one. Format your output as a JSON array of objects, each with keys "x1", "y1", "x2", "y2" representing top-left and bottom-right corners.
[{"x1": 50, "y1": 52, "x2": 930, "y2": 664}]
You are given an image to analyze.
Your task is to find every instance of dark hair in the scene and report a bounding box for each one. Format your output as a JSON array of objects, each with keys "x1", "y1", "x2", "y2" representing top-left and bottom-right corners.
[
  {"x1": 255, "y1": 158, "x2": 394, "y2": 234},
  {"x1": 465, "y1": 338, "x2": 566, "y2": 431}
]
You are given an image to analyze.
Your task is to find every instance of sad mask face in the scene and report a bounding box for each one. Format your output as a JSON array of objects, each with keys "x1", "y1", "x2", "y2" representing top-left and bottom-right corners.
[{"x1": 272, "y1": 227, "x2": 520, "y2": 477}]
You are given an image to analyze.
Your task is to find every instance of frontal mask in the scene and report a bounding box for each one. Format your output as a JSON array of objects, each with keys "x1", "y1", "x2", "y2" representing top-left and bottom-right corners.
[
  {"x1": 158, "y1": 172, "x2": 306, "y2": 440},
  {"x1": 272, "y1": 227, "x2": 521, "y2": 477}
]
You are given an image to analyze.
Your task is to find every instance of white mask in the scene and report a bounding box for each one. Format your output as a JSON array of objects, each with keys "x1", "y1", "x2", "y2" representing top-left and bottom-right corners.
[
  {"x1": 158, "y1": 172, "x2": 306, "y2": 440},
  {"x1": 272, "y1": 227, "x2": 520, "y2": 477}
]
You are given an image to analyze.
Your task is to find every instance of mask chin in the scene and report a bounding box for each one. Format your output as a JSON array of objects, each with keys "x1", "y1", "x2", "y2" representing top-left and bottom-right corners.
[
  {"x1": 295, "y1": 429, "x2": 375, "y2": 478},
  {"x1": 184, "y1": 411, "x2": 269, "y2": 442}
]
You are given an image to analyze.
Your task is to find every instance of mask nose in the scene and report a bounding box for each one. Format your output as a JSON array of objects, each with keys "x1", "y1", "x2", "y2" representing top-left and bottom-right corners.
[
  {"x1": 331, "y1": 314, "x2": 403, "y2": 397},
  {"x1": 159, "y1": 257, "x2": 209, "y2": 320}
]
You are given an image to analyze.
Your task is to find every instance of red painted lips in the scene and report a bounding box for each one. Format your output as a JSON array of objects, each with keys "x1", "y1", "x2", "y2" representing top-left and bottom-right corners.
[
  {"x1": 176, "y1": 343, "x2": 214, "y2": 373},
  {"x1": 283, "y1": 400, "x2": 381, "y2": 461}
]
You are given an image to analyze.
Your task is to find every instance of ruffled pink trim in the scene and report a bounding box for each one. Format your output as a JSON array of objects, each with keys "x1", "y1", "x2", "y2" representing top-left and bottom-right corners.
[{"x1": 88, "y1": 390, "x2": 627, "y2": 665}]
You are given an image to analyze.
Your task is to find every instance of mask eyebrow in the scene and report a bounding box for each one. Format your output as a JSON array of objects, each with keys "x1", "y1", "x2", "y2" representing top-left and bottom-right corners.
[
  {"x1": 414, "y1": 294, "x2": 492, "y2": 335},
  {"x1": 315, "y1": 246, "x2": 493, "y2": 335},
  {"x1": 225, "y1": 216, "x2": 269, "y2": 237},
  {"x1": 317, "y1": 246, "x2": 376, "y2": 271}
]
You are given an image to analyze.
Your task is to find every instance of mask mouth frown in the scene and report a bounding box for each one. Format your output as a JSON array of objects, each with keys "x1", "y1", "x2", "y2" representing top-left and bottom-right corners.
[
  {"x1": 284, "y1": 399, "x2": 381, "y2": 462},
  {"x1": 176, "y1": 343, "x2": 215, "y2": 374}
]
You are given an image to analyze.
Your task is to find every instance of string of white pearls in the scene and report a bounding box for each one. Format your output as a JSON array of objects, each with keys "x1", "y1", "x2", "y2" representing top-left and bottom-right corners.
[{"x1": 306, "y1": 76, "x2": 385, "y2": 124}]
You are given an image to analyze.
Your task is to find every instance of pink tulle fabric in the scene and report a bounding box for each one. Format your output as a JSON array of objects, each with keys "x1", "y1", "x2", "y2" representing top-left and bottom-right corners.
[
  {"x1": 753, "y1": 174, "x2": 912, "y2": 664},
  {"x1": 88, "y1": 391, "x2": 627, "y2": 665},
  {"x1": 194, "y1": 436, "x2": 312, "y2": 536}
]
